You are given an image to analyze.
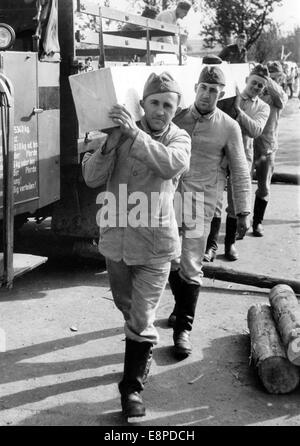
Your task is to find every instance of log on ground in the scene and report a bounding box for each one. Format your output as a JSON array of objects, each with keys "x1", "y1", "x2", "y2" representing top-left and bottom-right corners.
[
  {"x1": 247, "y1": 304, "x2": 300, "y2": 394},
  {"x1": 269, "y1": 284, "x2": 300, "y2": 366},
  {"x1": 252, "y1": 171, "x2": 300, "y2": 185},
  {"x1": 271, "y1": 172, "x2": 300, "y2": 185},
  {"x1": 202, "y1": 264, "x2": 300, "y2": 295}
]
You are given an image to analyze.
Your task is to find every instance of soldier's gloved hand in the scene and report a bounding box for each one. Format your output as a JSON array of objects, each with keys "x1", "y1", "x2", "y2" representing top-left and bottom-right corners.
[
  {"x1": 236, "y1": 214, "x2": 250, "y2": 240},
  {"x1": 109, "y1": 104, "x2": 139, "y2": 139}
]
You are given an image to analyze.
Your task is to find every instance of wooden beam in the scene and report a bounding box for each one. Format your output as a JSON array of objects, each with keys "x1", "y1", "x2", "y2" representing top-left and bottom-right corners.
[
  {"x1": 247, "y1": 304, "x2": 300, "y2": 394},
  {"x1": 269, "y1": 284, "x2": 300, "y2": 366},
  {"x1": 79, "y1": 30, "x2": 147, "y2": 50},
  {"x1": 78, "y1": 31, "x2": 177, "y2": 53},
  {"x1": 147, "y1": 16, "x2": 179, "y2": 34},
  {"x1": 271, "y1": 172, "x2": 300, "y2": 185},
  {"x1": 77, "y1": 2, "x2": 179, "y2": 34},
  {"x1": 0, "y1": 253, "x2": 48, "y2": 285},
  {"x1": 103, "y1": 29, "x2": 177, "y2": 38},
  {"x1": 202, "y1": 264, "x2": 300, "y2": 295},
  {"x1": 0, "y1": 73, "x2": 14, "y2": 288},
  {"x1": 252, "y1": 171, "x2": 300, "y2": 185}
]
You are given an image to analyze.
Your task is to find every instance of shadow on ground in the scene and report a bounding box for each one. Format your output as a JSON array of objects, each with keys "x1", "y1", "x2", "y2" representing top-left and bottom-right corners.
[{"x1": 0, "y1": 328, "x2": 298, "y2": 426}]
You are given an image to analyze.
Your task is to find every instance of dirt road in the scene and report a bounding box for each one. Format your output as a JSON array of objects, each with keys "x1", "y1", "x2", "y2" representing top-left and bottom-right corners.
[{"x1": 0, "y1": 99, "x2": 299, "y2": 427}]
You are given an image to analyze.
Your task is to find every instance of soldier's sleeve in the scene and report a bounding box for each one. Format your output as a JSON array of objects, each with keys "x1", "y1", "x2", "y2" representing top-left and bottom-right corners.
[
  {"x1": 81, "y1": 136, "x2": 117, "y2": 188},
  {"x1": 237, "y1": 101, "x2": 270, "y2": 138},
  {"x1": 225, "y1": 121, "x2": 252, "y2": 215},
  {"x1": 267, "y1": 78, "x2": 288, "y2": 109},
  {"x1": 218, "y1": 47, "x2": 228, "y2": 61},
  {"x1": 129, "y1": 128, "x2": 191, "y2": 180}
]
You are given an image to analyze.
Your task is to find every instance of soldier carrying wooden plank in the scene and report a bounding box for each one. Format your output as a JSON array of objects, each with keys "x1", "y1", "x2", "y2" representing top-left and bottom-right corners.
[{"x1": 82, "y1": 72, "x2": 191, "y2": 418}]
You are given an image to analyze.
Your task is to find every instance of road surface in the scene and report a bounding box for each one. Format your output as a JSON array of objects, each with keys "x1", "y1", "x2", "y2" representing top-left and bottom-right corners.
[{"x1": 0, "y1": 98, "x2": 299, "y2": 427}]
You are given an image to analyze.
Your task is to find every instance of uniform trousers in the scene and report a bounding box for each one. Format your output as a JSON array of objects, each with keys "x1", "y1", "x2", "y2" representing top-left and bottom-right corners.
[
  {"x1": 254, "y1": 147, "x2": 276, "y2": 201},
  {"x1": 106, "y1": 258, "x2": 170, "y2": 344}
]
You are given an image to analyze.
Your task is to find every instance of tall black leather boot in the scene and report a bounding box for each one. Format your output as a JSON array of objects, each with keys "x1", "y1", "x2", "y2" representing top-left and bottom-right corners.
[
  {"x1": 224, "y1": 216, "x2": 238, "y2": 261},
  {"x1": 173, "y1": 280, "x2": 200, "y2": 359},
  {"x1": 167, "y1": 270, "x2": 184, "y2": 327},
  {"x1": 253, "y1": 196, "x2": 268, "y2": 237},
  {"x1": 203, "y1": 217, "x2": 222, "y2": 262},
  {"x1": 119, "y1": 338, "x2": 153, "y2": 418}
]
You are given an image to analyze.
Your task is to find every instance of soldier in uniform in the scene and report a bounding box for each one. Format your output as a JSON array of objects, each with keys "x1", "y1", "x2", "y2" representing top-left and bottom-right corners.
[
  {"x1": 153, "y1": 1, "x2": 191, "y2": 45},
  {"x1": 204, "y1": 64, "x2": 271, "y2": 262},
  {"x1": 82, "y1": 72, "x2": 191, "y2": 418},
  {"x1": 218, "y1": 33, "x2": 248, "y2": 64},
  {"x1": 168, "y1": 66, "x2": 252, "y2": 358},
  {"x1": 252, "y1": 61, "x2": 288, "y2": 236}
]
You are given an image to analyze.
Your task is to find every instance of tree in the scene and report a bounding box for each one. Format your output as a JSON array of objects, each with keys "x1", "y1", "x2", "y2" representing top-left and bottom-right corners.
[
  {"x1": 247, "y1": 21, "x2": 282, "y2": 63},
  {"x1": 280, "y1": 27, "x2": 300, "y2": 64},
  {"x1": 248, "y1": 24, "x2": 300, "y2": 64},
  {"x1": 202, "y1": 0, "x2": 283, "y2": 49}
]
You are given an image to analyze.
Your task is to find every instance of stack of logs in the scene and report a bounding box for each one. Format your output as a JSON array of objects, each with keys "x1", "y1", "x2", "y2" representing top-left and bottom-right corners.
[{"x1": 248, "y1": 284, "x2": 300, "y2": 394}]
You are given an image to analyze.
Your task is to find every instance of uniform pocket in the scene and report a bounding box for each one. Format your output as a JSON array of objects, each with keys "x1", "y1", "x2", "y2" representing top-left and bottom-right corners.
[{"x1": 153, "y1": 226, "x2": 178, "y2": 256}]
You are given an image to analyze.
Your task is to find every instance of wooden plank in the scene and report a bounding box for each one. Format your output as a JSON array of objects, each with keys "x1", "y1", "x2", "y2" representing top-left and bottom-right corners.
[
  {"x1": 146, "y1": 16, "x2": 179, "y2": 34},
  {"x1": 103, "y1": 34, "x2": 147, "y2": 51},
  {"x1": 77, "y1": 2, "x2": 179, "y2": 34},
  {"x1": 149, "y1": 40, "x2": 177, "y2": 54},
  {"x1": 77, "y1": 0, "x2": 99, "y2": 16},
  {"x1": 78, "y1": 2, "x2": 149, "y2": 27},
  {"x1": 79, "y1": 30, "x2": 177, "y2": 53},
  {"x1": 0, "y1": 73, "x2": 14, "y2": 288},
  {"x1": 79, "y1": 30, "x2": 147, "y2": 50},
  {"x1": 0, "y1": 253, "x2": 48, "y2": 285},
  {"x1": 69, "y1": 62, "x2": 241, "y2": 134},
  {"x1": 99, "y1": 6, "x2": 150, "y2": 28},
  {"x1": 271, "y1": 172, "x2": 300, "y2": 185},
  {"x1": 103, "y1": 29, "x2": 177, "y2": 38},
  {"x1": 202, "y1": 264, "x2": 300, "y2": 295}
]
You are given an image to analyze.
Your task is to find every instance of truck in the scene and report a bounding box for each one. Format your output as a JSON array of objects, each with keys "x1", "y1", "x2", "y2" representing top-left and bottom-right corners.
[{"x1": 0, "y1": 0, "x2": 249, "y2": 287}]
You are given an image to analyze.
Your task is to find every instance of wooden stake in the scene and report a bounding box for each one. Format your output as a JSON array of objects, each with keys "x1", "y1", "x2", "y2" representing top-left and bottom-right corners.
[
  {"x1": 269, "y1": 284, "x2": 300, "y2": 366},
  {"x1": 202, "y1": 264, "x2": 300, "y2": 295},
  {"x1": 247, "y1": 304, "x2": 300, "y2": 394}
]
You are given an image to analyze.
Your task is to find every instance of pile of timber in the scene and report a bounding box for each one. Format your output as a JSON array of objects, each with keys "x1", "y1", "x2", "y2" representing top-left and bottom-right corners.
[{"x1": 247, "y1": 284, "x2": 300, "y2": 394}]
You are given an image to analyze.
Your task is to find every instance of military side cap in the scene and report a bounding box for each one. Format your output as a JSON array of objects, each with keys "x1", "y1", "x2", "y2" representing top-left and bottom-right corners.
[
  {"x1": 177, "y1": 1, "x2": 192, "y2": 11},
  {"x1": 202, "y1": 55, "x2": 222, "y2": 65},
  {"x1": 143, "y1": 72, "x2": 182, "y2": 99},
  {"x1": 250, "y1": 64, "x2": 269, "y2": 80},
  {"x1": 267, "y1": 61, "x2": 283, "y2": 74},
  {"x1": 198, "y1": 66, "x2": 226, "y2": 86}
]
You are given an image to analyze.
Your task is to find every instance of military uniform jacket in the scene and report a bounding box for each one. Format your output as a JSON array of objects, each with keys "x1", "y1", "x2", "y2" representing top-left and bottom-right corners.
[
  {"x1": 173, "y1": 105, "x2": 251, "y2": 230},
  {"x1": 82, "y1": 117, "x2": 191, "y2": 265},
  {"x1": 236, "y1": 94, "x2": 270, "y2": 164},
  {"x1": 254, "y1": 79, "x2": 288, "y2": 154},
  {"x1": 218, "y1": 44, "x2": 247, "y2": 63}
]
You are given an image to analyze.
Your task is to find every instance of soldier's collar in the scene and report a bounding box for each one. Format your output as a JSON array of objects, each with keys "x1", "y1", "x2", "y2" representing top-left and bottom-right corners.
[
  {"x1": 241, "y1": 92, "x2": 258, "y2": 102},
  {"x1": 191, "y1": 104, "x2": 216, "y2": 120},
  {"x1": 139, "y1": 115, "x2": 170, "y2": 138}
]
